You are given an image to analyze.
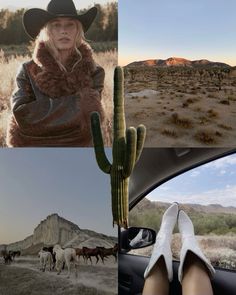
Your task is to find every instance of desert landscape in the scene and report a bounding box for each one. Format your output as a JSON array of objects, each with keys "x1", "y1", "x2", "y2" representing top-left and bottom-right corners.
[
  {"x1": 129, "y1": 199, "x2": 236, "y2": 270},
  {"x1": 0, "y1": 256, "x2": 117, "y2": 295},
  {"x1": 124, "y1": 57, "x2": 236, "y2": 147},
  {"x1": 0, "y1": 214, "x2": 118, "y2": 295}
]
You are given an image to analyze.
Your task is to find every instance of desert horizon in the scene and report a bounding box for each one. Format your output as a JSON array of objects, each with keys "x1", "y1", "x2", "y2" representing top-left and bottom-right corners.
[{"x1": 122, "y1": 56, "x2": 236, "y2": 68}]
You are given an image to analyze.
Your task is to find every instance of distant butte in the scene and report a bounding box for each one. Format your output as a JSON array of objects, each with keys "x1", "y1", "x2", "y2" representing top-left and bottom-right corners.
[{"x1": 127, "y1": 57, "x2": 231, "y2": 68}]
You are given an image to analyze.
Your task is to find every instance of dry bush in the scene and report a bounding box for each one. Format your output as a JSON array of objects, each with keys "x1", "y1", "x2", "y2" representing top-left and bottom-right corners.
[
  {"x1": 194, "y1": 129, "x2": 222, "y2": 144},
  {"x1": 228, "y1": 95, "x2": 236, "y2": 102},
  {"x1": 219, "y1": 99, "x2": 230, "y2": 105},
  {"x1": 217, "y1": 123, "x2": 233, "y2": 130},
  {"x1": 161, "y1": 128, "x2": 178, "y2": 138},
  {"x1": 171, "y1": 113, "x2": 193, "y2": 129},
  {"x1": 207, "y1": 109, "x2": 219, "y2": 118},
  {"x1": 182, "y1": 97, "x2": 199, "y2": 108},
  {"x1": 208, "y1": 93, "x2": 216, "y2": 98},
  {"x1": 0, "y1": 50, "x2": 117, "y2": 147},
  {"x1": 131, "y1": 234, "x2": 236, "y2": 270},
  {"x1": 198, "y1": 116, "x2": 210, "y2": 125}
]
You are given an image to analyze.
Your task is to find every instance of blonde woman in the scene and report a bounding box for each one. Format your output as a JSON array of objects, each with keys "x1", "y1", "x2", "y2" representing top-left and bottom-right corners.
[{"x1": 7, "y1": 0, "x2": 105, "y2": 147}]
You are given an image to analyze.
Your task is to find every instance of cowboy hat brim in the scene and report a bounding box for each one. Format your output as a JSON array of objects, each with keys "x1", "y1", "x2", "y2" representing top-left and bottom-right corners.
[{"x1": 23, "y1": 6, "x2": 97, "y2": 39}]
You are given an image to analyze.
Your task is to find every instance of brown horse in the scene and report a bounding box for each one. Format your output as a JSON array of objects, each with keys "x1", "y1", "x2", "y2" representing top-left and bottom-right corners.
[
  {"x1": 75, "y1": 248, "x2": 86, "y2": 262},
  {"x1": 96, "y1": 243, "x2": 118, "y2": 263},
  {"x1": 82, "y1": 247, "x2": 100, "y2": 264}
]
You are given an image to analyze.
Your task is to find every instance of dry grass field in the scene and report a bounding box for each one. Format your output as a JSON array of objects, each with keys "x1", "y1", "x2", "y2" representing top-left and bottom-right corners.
[
  {"x1": 124, "y1": 67, "x2": 236, "y2": 147},
  {"x1": 0, "y1": 255, "x2": 117, "y2": 295},
  {"x1": 130, "y1": 234, "x2": 236, "y2": 270},
  {"x1": 0, "y1": 49, "x2": 117, "y2": 147}
]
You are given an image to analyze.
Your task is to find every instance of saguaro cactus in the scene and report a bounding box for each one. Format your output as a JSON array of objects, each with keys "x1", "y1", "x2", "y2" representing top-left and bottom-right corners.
[{"x1": 90, "y1": 66, "x2": 146, "y2": 228}]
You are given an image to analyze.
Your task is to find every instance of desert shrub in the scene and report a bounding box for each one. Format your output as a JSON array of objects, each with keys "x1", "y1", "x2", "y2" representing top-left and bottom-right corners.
[
  {"x1": 161, "y1": 128, "x2": 178, "y2": 138},
  {"x1": 217, "y1": 124, "x2": 233, "y2": 130},
  {"x1": 130, "y1": 199, "x2": 236, "y2": 236},
  {"x1": 171, "y1": 113, "x2": 193, "y2": 128},
  {"x1": 194, "y1": 130, "x2": 219, "y2": 144},
  {"x1": 219, "y1": 99, "x2": 230, "y2": 105},
  {"x1": 207, "y1": 109, "x2": 219, "y2": 118}
]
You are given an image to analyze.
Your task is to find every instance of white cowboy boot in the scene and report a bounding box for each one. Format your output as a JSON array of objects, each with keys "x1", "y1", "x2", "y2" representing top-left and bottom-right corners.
[
  {"x1": 144, "y1": 203, "x2": 178, "y2": 281},
  {"x1": 178, "y1": 210, "x2": 215, "y2": 282}
]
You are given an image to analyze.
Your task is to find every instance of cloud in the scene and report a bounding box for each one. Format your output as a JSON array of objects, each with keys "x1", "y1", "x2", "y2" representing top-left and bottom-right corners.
[
  {"x1": 148, "y1": 185, "x2": 236, "y2": 207},
  {"x1": 190, "y1": 171, "x2": 200, "y2": 177},
  {"x1": 220, "y1": 170, "x2": 226, "y2": 175},
  {"x1": 204, "y1": 155, "x2": 236, "y2": 170}
]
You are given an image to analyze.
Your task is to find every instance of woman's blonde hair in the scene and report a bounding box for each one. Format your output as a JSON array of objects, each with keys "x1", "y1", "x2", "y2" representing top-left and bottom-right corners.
[{"x1": 33, "y1": 18, "x2": 85, "y2": 72}]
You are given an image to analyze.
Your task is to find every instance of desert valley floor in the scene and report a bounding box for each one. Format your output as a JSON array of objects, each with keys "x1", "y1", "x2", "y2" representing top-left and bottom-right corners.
[
  {"x1": 0, "y1": 256, "x2": 117, "y2": 295},
  {"x1": 124, "y1": 64, "x2": 236, "y2": 147}
]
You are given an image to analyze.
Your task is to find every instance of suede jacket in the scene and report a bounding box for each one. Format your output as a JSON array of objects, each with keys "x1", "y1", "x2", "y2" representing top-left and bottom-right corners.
[{"x1": 6, "y1": 42, "x2": 105, "y2": 147}]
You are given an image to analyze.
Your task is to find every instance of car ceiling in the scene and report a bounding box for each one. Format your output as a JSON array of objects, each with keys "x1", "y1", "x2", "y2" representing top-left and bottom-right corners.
[{"x1": 129, "y1": 148, "x2": 236, "y2": 209}]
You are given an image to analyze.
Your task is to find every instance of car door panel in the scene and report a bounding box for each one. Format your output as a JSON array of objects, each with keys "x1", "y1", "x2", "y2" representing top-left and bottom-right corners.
[{"x1": 119, "y1": 253, "x2": 236, "y2": 295}]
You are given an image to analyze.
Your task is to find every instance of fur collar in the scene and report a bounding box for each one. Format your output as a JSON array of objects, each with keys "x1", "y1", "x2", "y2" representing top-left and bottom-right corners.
[{"x1": 27, "y1": 42, "x2": 97, "y2": 98}]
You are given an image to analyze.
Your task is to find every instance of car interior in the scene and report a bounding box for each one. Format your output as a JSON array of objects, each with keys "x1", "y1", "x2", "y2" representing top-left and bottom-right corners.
[{"x1": 118, "y1": 148, "x2": 236, "y2": 295}]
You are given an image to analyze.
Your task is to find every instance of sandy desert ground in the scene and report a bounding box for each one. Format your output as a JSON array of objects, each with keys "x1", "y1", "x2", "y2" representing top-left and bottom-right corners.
[
  {"x1": 124, "y1": 67, "x2": 236, "y2": 147},
  {"x1": 0, "y1": 255, "x2": 117, "y2": 295}
]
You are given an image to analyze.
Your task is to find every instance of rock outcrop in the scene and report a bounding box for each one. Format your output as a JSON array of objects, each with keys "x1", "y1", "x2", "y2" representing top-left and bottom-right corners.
[{"x1": 3, "y1": 214, "x2": 116, "y2": 252}]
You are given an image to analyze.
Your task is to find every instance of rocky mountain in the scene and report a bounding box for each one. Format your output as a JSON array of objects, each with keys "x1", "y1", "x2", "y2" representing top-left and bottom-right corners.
[
  {"x1": 127, "y1": 57, "x2": 231, "y2": 68},
  {"x1": 135, "y1": 198, "x2": 236, "y2": 214},
  {"x1": 2, "y1": 214, "x2": 117, "y2": 253}
]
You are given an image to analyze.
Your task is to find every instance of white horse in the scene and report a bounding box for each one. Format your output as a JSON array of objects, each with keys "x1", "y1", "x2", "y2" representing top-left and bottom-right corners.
[
  {"x1": 38, "y1": 250, "x2": 53, "y2": 272},
  {"x1": 53, "y1": 244, "x2": 78, "y2": 278}
]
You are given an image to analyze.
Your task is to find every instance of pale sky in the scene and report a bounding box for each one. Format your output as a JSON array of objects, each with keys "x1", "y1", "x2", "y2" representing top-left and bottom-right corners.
[
  {"x1": 119, "y1": 0, "x2": 236, "y2": 66},
  {"x1": 147, "y1": 154, "x2": 236, "y2": 207},
  {"x1": 0, "y1": 148, "x2": 116, "y2": 244},
  {"x1": 0, "y1": 0, "x2": 115, "y2": 10}
]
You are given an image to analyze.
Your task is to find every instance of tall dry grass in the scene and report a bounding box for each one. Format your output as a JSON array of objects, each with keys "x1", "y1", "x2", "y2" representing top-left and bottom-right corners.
[
  {"x1": 130, "y1": 233, "x2": 236, "y2": 270},
  {"x1": 0, "y1": 49, "x2": 117, "y2": 147}
]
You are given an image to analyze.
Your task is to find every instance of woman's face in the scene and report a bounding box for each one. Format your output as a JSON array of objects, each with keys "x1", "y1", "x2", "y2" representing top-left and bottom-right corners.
[{"x1": 49, "y1": 17, "x2": 78, "y2": 51}]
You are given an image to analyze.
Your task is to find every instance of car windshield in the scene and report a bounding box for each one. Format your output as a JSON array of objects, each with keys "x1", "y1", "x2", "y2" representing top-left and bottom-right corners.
[{"x1": 129, "y1": 153, "x2": 236, "y2": 270}]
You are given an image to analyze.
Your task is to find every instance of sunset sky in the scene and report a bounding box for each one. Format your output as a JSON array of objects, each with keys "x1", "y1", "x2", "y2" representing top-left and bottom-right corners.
[
  {"x1": 0, "y1": 149, "x2": 115, "y2": 244},
  {"x1": 119, "y1": 0, "x2": 236, "y2": 66}
]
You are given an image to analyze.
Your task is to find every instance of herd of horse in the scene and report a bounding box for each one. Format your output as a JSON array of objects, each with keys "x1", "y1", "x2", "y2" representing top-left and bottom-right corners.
[
  {"x1": 0, "y1": 250, "x2": 21, "y2": 264},
  {"x1": 1, "y1": 243, "x2": 118, "y2": 278}
]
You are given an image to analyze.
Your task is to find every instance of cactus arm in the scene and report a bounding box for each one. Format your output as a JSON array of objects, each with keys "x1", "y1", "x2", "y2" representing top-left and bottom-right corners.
[
  {"x1": 90, "y1": 112, "x2": 112, "y2": 174},
  {"x1": 113, "y1": 67, "x2": 126, "y2": 140},
  {"x1": 122, "y1": 127, "x2": 137, "y2": 178},
  {"x1": 135, "y1": 125, "x2": 146, "y2": 162}
]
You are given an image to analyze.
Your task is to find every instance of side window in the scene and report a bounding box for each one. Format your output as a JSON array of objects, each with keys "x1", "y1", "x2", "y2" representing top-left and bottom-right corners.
[{"x1": 129, "y1": 154, "x2": 236, "y2": 271}]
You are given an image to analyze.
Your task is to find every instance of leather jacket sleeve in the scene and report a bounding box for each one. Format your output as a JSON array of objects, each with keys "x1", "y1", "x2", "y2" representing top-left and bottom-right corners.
[
  {"x1": 92, "y1": 64, "x2": 105, "y2": 96},
  {"x1": 11, "y1": 63, "x2": 104, "y2": 136}
]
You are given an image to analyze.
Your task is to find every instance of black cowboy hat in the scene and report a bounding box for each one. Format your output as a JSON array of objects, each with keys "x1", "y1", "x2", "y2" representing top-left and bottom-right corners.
[{"x1": 23, "y1": 0, "x2": 97, "y2": 39}]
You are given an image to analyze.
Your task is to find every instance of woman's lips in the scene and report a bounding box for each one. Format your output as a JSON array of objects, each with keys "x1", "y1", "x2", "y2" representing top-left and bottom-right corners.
[{"x1": 59, "y1": 38, "x2": 71, "y2": 42}]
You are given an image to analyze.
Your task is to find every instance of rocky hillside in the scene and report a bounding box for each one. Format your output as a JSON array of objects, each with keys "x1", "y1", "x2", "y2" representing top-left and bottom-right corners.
[
  {"x1": 127, "y1": 57, "x2": 231, "y2": 68},
  {"x1": 2, "y1": 214, "x2": 117, "y2": 253},
  {"x1": 135, "y1": 198, "x2": 236, "y2": 214},
  {"x1": 130, "y1": 199, "x2": 236, "y2": 235}
]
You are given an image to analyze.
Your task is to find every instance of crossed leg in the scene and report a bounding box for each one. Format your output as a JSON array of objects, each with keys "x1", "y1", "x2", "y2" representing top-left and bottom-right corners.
[{"x1": 142, "y1": 253, "x2": 213, "y2": 295}]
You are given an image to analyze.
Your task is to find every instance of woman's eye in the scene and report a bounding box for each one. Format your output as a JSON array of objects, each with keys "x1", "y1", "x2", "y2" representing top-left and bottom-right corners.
[
  {"x1": 52, "y1": 23, "x2": 60, "y2": 28},
  {"x1": 67, "y1": 23, "x2": 75, "y2": 28}
]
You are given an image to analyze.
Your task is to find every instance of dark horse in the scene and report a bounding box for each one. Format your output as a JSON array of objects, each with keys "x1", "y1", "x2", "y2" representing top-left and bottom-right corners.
[
  {"x1": 1, "y1": 250, "x2": 13, "y2": 264},
  {"x1": 82, "y1": 247, "x2": 100, "y2": 264},
  {"x1": 96, "y1": 243, "x2": 118, "y2": 263},
  {"x1": 9, "y1": 250, "x2": 21, "y2": 260}
]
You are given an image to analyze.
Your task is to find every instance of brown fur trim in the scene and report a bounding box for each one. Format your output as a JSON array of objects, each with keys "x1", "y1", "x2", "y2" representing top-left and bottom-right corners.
[
  {"x1": 27, "y1": 42, "x2": 97, "y2": 98},
  {"x1": 6, "y1": 89, "x2": 104, "y2": 147}
]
